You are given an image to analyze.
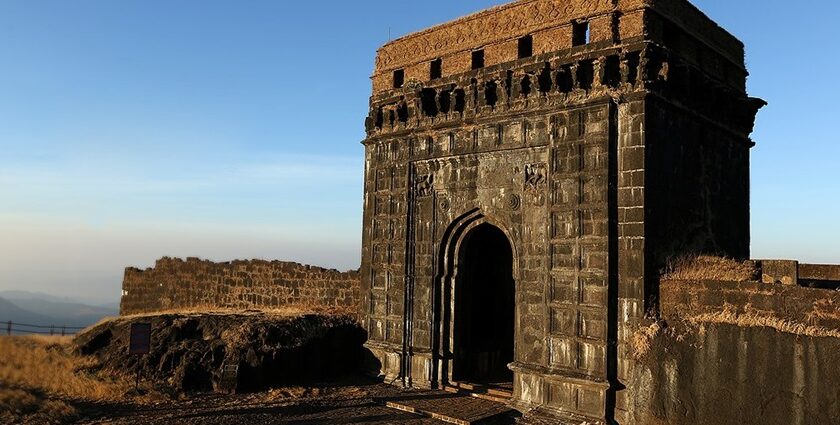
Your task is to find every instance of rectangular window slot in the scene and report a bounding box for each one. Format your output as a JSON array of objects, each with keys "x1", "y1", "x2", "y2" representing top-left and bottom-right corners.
[
  {"x1": 393, "y1": 69, "x2": 404, "y2": 89},
  {"x1": 518, "y1": 35, "x2": 533, "y2": 59},
  {"x1": 472, "y1": 49, "x2": 485, "y2": 70},
  {"x1": 573, "y1": 21, "x2": 590, "y2": 47},
  {"x1": 430, "y1": 58, "x2": 442, "y2": 80}
]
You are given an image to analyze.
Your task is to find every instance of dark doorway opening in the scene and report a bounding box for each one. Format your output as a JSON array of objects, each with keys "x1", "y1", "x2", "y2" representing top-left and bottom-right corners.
[{"x1": 453, "y1": 223, "x2": 515, "y2": 386}]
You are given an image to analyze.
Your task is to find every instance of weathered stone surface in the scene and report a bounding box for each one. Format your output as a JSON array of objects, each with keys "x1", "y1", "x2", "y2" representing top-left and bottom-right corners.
[
  {"x1": 626, "y1": 279, "x2": 840, "y2": 425},
  {"x1": 362, "y1": 0, "x2": 762, "y2": 423},
  {"x1": 120, "y1": 257, "x2": 360, "y2": 316}
]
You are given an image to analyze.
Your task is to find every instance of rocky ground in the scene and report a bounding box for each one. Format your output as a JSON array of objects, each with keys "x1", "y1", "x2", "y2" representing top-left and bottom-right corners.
[
  {"x1": 75, "y1": 312, "x2": 367, "y2": 393},
  {"x1": 2, "y1": 313, "x2": 550, "y2": 424}
]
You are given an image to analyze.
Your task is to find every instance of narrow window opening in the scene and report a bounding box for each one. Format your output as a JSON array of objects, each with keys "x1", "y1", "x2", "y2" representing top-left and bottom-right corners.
[
  {"x1": 453, "y1": 89, "x2": 466, "y2": 113},
  {"x1": 396, "y1": 99, "x2": 409, "y2": 123},
  {"x1": 520, "y1": 75, "x2": 532, "y2": 97},
  {"x1": 538, "y1": 64, "x2": 553, "y2": 93},
  {"x1": 439, "y1": 90, "x2": 452, "y2": 114},
  {"x1": 485, "y1": 81, "x2": 498, "y2": 107},
  {"x1": 421, "y1": 88, "x2": 438, "y2": 117},
  {"x1": 393, "y1": 69, "x2": 405, "y2": 89},
  {"x1": 518, "y1": 35, "x2": 533, "y2": 59},
  {"x1": 556, "y1": 65, "x2": 574, "y2": 93},
  {"x1": 577, "y1": 60, "x2": 595, "y2": 91},
  {"x1": 603, "y1": 55, "x2": 621, "y2": 88},
  {"x1": 572, "y1": 21, "x2": 590, "y2": 47},
  {"x1": 388, "y1": 109, "x2": 395, "y2": 127},
  {"x1": 430, "y1": 59, "x2": 443, "y2": 80},
  {"x1": 472, "y1": 49, "x2": 485, "y2": 70}
]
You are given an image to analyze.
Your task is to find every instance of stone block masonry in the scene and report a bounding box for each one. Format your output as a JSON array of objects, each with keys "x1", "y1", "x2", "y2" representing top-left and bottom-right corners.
[
  {"x1": 628, "y1": 279, "x2": 840, "y2": 425},
  {"x1": 361, "y1": 0, "x2": 763, "y2": 422},
  {"x1": 120, "y1": 257, "x2": 360, "y2": 316}
]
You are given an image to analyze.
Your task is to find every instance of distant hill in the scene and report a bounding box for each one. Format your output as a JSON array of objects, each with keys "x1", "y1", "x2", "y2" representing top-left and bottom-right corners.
[
  {"x1": 0, "y1": 297, "x2": 59, "y2": 334},
  {"x1": 0, "y1": 290, "x2": 80, "y2": 304},
  {"x1": 0, "y1": 292, "x2": 119, "y2": 332}
]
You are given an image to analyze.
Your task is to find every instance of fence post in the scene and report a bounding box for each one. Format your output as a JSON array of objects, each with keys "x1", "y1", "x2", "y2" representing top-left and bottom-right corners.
[
  {"x1": 61, "y1": 326, "x2": 66, "y2": 336},
  {"x1": 6, "y1": 321, "x2": 10, "y2": 336},
  {"x1": 50, "y1": 325, "x2": 54, "y2": 336}
]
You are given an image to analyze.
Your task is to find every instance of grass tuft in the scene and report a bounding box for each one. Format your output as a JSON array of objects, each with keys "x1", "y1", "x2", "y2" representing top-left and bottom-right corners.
[
  {"x1": 630, "y1": 321, "x2": 662, "y2": 360},
  {"x1": 663, "y1": 255, "x2": 758, "y2": 282}
]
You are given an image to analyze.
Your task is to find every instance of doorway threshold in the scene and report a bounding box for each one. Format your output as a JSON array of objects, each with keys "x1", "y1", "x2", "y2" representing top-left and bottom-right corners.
[{"x1": 445, "y1": 381, "x2": 513, "y2": 404}]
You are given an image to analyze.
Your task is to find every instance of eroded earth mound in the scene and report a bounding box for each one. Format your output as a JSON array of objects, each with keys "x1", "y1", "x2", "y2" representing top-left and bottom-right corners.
[{"x1": 74, "y1": 312, "x2": 366, "y2": 393}]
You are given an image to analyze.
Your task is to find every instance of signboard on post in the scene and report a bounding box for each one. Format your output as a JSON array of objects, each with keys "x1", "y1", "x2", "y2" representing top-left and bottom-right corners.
[
  {"x1": 217, "y1": 364, "x2": 240, "y2": 394},
  {"x1": 129, "y1": 323, "x2": 152, "y2": 355},
  {"x1": 129, "y1": 322, "x2": 151, "y2": 392}
]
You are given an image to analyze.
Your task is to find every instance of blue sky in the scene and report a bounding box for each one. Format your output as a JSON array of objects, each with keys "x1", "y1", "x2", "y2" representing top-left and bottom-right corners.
[{"x1": 0, "y1": 1, "x2": 838, "y2": 303}]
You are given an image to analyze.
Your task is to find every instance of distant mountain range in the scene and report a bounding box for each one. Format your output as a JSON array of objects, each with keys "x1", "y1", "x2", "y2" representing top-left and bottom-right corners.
[{"x1": 0, "y1": 291, "x2": 119, "y2": 333}]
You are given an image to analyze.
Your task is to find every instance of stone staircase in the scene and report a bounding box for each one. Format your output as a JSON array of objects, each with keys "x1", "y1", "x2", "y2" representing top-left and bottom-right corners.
[{"x1": 384, "y1": 386, "x2": 516, "y2": 425}]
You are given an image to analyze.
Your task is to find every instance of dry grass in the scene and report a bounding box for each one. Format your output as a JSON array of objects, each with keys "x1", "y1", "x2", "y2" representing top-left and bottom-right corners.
[
  {"x1": 662, "y1": 255, "x2": 758, "y2": 282},
  {"x1": 806, "y1": 298, "x2": 840, "y2": 324},
  {"x1": 630, "y1": 321, "x2": 663, "y2": 360},
  {"x1": 685, "y1": 307, "x2": 840, "y2": 338},
  {"x1": 0, "y1": 335, "x2": 160, "y2": 424}
]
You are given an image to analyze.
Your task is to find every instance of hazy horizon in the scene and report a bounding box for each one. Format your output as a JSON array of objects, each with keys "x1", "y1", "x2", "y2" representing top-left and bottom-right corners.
[{"x1": 1, "y1": 0, "x2": 839, "y2": 305}]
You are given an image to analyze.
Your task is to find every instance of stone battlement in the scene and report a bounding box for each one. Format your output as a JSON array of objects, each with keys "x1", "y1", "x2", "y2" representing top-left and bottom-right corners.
[
  {"x1": 372, "y1": 0, "x2": 745, "y2": 94},
  {"x1": 120, "y1": 257, "x2": 361, "y2": 316}
]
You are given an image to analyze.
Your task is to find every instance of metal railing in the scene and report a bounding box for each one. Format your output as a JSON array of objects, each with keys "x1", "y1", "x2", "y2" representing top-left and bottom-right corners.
[{"x1": 4, "y1": 320, "x2": 85, "y2": 336}]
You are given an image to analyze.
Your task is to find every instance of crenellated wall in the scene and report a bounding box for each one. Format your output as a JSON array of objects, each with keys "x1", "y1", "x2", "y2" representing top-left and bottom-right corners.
[{"x1": 120, "y1": 257, "x2": 360, "y2": 316}]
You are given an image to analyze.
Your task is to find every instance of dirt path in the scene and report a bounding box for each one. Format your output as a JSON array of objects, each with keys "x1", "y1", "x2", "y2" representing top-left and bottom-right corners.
[{"x1": 75, "y1": 382, "x2": 447, "y2": 425}]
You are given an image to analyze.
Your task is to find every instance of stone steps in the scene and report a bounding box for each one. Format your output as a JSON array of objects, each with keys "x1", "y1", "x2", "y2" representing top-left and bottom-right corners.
[
  {"x1": 384, "y1": 390, "x2": 515, "y2": 425},
  {"x1": 443, "y1": 383, "x2": 513, "y2": 404}
]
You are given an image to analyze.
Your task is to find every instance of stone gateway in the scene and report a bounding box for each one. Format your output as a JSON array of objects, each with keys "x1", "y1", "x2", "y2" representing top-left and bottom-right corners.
[{"x1": 359, "y1": 0, "x2": 763, "y2": 423}]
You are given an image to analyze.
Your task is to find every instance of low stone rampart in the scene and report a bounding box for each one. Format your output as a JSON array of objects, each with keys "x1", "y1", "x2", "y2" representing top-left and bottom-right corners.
[
  {"x1": 629, "y1": 279, "x2": 840, "y2": 425},
  {"x1": 120, "y1": 257, "x2": 360, "y2": 316}
]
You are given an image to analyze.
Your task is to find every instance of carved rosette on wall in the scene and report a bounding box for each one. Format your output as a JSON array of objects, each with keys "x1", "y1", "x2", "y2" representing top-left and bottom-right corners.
[
  {"x1": 438, "y1": 196, "x2": 451, "y2": 212},
  {"x1": 507, "y1": 193, "x2": 522, "y2": 211},
  {"x1": 415, "y1": 174, "x2": 435, "y2": 198}
]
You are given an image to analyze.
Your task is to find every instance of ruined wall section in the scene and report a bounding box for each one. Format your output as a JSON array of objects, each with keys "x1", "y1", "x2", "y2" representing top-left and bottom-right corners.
[
  {"x1": 626, "y1": 279, "x2": 840, "y2": 424},
  {"x1": 120, "y1": 257, "x2": 360, "y2": 316}
]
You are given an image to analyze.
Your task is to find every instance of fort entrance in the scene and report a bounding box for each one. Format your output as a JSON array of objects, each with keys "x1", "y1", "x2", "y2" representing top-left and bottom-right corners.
[
  {"x1": 361, "y1": 0, "x2": 763, "y2": 421},
  {"x1": 452, "y1": 223, "x2": 515, "y2": 386}
]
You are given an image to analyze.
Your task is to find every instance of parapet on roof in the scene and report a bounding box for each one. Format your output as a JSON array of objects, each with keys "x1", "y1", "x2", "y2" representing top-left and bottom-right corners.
[{"x1": 372, "y1": 0, "x2": 744, "y2": 93}]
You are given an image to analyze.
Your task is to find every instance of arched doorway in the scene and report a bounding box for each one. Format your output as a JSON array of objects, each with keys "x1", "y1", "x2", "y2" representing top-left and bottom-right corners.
[{"x1": 452, "y1": 223, "x2": 515, "y2": 385}]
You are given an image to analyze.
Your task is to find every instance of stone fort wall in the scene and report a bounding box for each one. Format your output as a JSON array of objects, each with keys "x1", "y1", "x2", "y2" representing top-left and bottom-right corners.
[
  {"x1": 120, "y1": 257, "x2": 360, "y2": 316},
  {"x1": 630, "y1": 278, "x2": 840, "y2": 425}
]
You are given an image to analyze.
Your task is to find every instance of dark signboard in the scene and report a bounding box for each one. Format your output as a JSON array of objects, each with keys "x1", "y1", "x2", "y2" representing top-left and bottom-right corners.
[
  {"x1": 217, "y1": 364, "x2": 240, "y2": 394},
  {"x1": 129, "y1": 323, "x2": 152, "y2": 355}
]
